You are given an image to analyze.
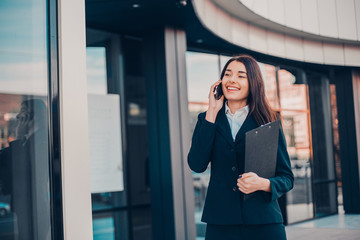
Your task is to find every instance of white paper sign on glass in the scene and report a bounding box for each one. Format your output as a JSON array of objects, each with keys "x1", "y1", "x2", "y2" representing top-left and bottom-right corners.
[{"x1": 88, "y1": 94, "x2": 124, "y2": 193}]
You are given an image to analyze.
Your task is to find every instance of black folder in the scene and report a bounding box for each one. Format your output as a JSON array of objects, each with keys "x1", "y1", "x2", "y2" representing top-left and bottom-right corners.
[{"x1": 243, "y1": 119, "x2": 281, "y2": 200}]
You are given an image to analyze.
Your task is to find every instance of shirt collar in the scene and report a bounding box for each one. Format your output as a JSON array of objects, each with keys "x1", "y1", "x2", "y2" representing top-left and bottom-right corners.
[{"x1": 225, "y1": 102, "x2": 249, "y2": 116}]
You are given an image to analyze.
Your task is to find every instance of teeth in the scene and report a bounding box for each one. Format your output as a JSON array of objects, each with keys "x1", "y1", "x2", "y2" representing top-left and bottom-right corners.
[{"x1": 227, "y1": 87, "x2": 239, "y2": 90}]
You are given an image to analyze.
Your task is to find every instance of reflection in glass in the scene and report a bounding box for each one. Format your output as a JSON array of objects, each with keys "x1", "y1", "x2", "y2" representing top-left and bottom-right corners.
[
  {"x1": 277, "y1": 69, "x2": 313, "y2": 224},
  {"x1": 86, "y1": 45, "x2": 127, "y2": 212},
  {"x1": 186, "y1": 52, "x2": 220, "y2": 132},
  {"x1": 93, "y1": 211, "x2": 128, "y2": 240},
  {"x1": 87, "y1": 47, "x2": 107, "y2": 95},
  {"x1": 259, "y1": 63, "x2": 280, "y2": 110},
  {"x1": 282, "y1": 111, "x2": 313, "y2": 223},
  {"x1": 186, "y1": 51, "x2": 221, "y2": 239},
  {"x1": 330, "y1": 84, "x2": 342, "y2": 212},
  {"x1": 220, "y1": 55, "x2": 230, "y2": 71},
  {"x1": 0, "y1": 0, "x2": 51, "y2": 239},
  {"x1": 259, "y1": 64, "x2": 314, "y2": 223},
  {"x1": 314, "y1": 182, "x2": 337, "y2": 217},
  {"x1": 278, "y1": 69, "x2": 308, "y2": 111},
  {"x1": 186, "y1": 52, "x2": 219, "y2": 104},
  {"x1": 86, "y1": 33, "x2": 153, "y2": 240}
]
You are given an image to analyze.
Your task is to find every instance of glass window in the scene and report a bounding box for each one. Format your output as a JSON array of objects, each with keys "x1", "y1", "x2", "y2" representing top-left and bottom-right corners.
[
  {"x1": 276, "y1": 69, "x2": 313, "y2": 224},
  {"x1": 220, "y1": 55, "x2": 230, "y2": 71},
  {"x1": 330, "y1": 84, "x2": 342, "y2": 212},
  {"x1": 186, "y1": 52, "x2": 220, "y2": 131},
  {"x1": 186, "y1": 51, "x2": 221, "y2": 240},
  {"x1": 258, "y1": 63, "x2": 280, "y2": 110},
  {"x1": 282, "y1": 111, "x2": 313, "y2": 223},
  {"x1": 87, "y1": 47, "x2": 108, "y2": 95},
  {"x1": 0, "y1": 0, "x2": 52, "y2": 239},
  {"x1": 86, "y1": 30, "x2": 152, "y2": 240},
  {"x1": 86, "y1": 32, "x2": 129, "y2": 240},
  {"x1": 122, "y1": 36, "x2": 152, "y2": 240},
  {"x1": 278, "y1": 69, "x2": 308, "y2": 111},
  {"x1": 250, "y1": 62, "x2": 315, "y2": 224},
  {"x1": 93, "y1": 211, "x2": 128, "y2": 240}
]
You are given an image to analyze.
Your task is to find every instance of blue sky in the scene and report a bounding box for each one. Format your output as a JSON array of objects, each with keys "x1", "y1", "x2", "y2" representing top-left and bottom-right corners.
[
  {"x1": 86, "y1": 47, "x2": 107, "y2": 95},
  {"x1": 0, "y1": 0, "x2": 48, "y2": 95},
  {"x1": 186, "y1": 52, "x2": 223, "y2": 103}
]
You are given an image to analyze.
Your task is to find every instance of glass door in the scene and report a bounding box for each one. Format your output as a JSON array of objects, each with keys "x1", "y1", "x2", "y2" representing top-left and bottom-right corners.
[
  {"x1": 261, "y1": 65, "x2": 314, "y2": 224},
  {"x1": 0, "y1": 0, "x2": 53, "y2": 239},
  {"x1": 86, "y1": 29, "x2": 152, "y2": 240}
]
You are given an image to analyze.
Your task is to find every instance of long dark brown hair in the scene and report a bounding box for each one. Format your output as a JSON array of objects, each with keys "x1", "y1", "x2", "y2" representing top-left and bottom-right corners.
[{"x1": 220, "y1": 54, "x2": 278, "y2": 125}]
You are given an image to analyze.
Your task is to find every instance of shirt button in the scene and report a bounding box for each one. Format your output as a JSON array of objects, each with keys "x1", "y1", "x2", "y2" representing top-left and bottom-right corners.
[
  {"x1": 232, "y1": 166, "x2": 236, "y2": 171},
  {"x1": 233, "y1": 187, "x2": 237, "y2": 192}
]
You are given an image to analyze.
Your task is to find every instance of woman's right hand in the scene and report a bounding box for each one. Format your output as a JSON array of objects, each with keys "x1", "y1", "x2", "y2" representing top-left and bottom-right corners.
[{"x1": 206, "y1": 80, "x2": 224, "y2": 123}]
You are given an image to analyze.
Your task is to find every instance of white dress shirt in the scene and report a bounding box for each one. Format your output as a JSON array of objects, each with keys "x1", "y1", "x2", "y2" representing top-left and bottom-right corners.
[{"x1": 225, "y1": 102, "x2": 249, "y2": 141}]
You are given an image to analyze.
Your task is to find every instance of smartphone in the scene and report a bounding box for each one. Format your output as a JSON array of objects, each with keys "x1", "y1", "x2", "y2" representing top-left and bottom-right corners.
[{"x1": 213, "y1": 82, "x2": 223, "y2": 100}]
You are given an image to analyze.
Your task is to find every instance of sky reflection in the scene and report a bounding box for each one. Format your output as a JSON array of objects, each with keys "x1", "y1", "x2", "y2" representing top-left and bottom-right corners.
[{"x1": 0, "y1": 0, "x2": 47, "y2": 95}]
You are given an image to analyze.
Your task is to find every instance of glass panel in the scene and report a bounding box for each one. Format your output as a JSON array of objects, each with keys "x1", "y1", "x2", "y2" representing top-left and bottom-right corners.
[
  {"x1": 282, "y1": 111, "x2": 314, "y2": 223},
  {"x1": 131, "y1": 208, "x2": 152, "y2": 240},
  {"x1": 186, "y1": 52, "x2": 220, "y2": 131},
  {"x1": 259, "y1": 63, "x2": 280, "y2": 110},
  {"x1": 86, "y1": 44, "x2": 127, "y2": 212},
  {"x1": 278, "y1": 69, "x2": 308, "y2": 110},
  {"x1": 93, "y1": 211, "x2": 129, "y2": 240},
  {"x1": 282, "y1": 111, "x2": 311, "y2": 161},
  {"x1": 314, "y1": 182, "x2": 337, "y2": 217},
  {"x1": 86, "y1": 30, "x2": 130, "y2": 240},
  {"x1": 87, "y1": 47, "x2": 107, "y2": 95},
  {"x1": 220, "y1": 55, "x2": 230, "y2": 71},
  {"x1": 86, "y1": 32, "x2": 152, "y2": 240},
  {"x1": 0, "y1": 0, "x2": 52, "y2": 239},
  {"x1": 330, "y1": 84, "x2": 342, "y2": 212},
  {"x1": 122, "y1": 36, "x2": 151, "y2": 240},
  {"x1": 186, "y1": 51, "x2": 220, "y2": 240}
]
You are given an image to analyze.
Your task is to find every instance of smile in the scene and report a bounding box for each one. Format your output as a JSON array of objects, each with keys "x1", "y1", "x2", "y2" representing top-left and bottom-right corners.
[{"x1": 226, "y1": 86, "x2": 240, "y2": 91}]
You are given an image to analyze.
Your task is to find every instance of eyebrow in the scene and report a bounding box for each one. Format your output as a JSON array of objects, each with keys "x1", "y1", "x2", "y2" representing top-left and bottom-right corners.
[{"x1": 225, "y1": 69, "x2": 247, "y2": 74}]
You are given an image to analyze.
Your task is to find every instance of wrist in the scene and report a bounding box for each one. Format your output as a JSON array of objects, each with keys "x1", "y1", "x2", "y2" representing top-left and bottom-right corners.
[
  {"x1": 260, "y1": 178, "x2": 271, "y2": 192},
  {"x1": 205, "y1": 109, "x2": 218, "y2": 123}
]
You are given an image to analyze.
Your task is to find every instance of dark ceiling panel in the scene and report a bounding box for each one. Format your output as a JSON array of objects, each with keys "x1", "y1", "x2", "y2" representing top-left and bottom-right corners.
[{"x1": 85, "y1": 0, "x2": 189, "y2": 35}]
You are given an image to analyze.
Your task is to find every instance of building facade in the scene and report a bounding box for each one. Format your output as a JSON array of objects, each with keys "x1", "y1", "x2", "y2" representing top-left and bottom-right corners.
[{"x1": 0, "y1": 0, "x2": 359, "y2": 239}]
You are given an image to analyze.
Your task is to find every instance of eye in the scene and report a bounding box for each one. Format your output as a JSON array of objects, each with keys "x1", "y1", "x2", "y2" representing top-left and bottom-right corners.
[{"x1": 224, "y1": 73, "x2": 230, "y2": 76}]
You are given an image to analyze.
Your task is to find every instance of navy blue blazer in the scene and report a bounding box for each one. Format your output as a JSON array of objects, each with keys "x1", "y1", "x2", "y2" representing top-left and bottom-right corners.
[{"x1": 187, "y1": 106, "x2": 294, "y2": 225}]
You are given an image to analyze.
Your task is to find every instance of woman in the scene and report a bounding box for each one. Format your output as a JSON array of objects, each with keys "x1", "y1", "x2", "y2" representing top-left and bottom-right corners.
[{"x1": 187, "y1": 55, "x2": 294, "y2": 240}]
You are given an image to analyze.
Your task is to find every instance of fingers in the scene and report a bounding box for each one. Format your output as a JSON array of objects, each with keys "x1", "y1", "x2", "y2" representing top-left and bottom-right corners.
[
  {"x1": 210, "y1": 80, "x2": 222, "y2": 92},
  {"x1": 208, "y1": 80, "x2": 222, "y2": 100},
  {"x1": 237, "y1": 172, "x2": 259, "y2": 194},
  {"x1": 237, "y1": 182, "x2": 253, "y2": 194},
  {"x1": 237, "y1": 179, "x2": 257, "y2": 194},
  {"x1": 240, "y1": 172, "x2": 257, "y2": 178}
]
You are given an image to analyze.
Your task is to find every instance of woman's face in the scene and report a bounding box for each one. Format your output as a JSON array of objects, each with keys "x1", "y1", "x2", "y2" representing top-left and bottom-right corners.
[{"x1": 221, "y1": 61, "x2": 249, "y2": 104}]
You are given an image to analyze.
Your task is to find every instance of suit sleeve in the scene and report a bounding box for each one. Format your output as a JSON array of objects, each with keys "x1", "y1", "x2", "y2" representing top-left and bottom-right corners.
[
  {"x1": 187, "y1": 112, "x2": 216, "y2": 173},
  {"x1": 265, "y1": 127, "x2": 294, "y2": 201}
]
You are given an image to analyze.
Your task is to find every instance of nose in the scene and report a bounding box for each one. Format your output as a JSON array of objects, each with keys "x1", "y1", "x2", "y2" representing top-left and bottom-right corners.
[{"x1": 229, "y1": 75, "x2": 236, "y2": 82}]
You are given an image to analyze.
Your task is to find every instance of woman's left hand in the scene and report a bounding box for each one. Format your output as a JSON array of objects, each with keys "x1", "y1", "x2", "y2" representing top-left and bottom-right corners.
[{"x1": 237, "y1": 172, "x2": 271, "y2": 194}]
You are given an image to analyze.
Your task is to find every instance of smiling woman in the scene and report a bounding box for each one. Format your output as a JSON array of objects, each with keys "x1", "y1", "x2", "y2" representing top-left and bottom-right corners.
[{"x1": 187, "y1": 54, "x2": 294, "y2": 240}]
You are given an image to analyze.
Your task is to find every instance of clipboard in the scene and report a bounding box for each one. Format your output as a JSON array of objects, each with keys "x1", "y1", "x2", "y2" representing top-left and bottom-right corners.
[{"x1": 243, "y1": 119, "x2": 281, "y2": 200}]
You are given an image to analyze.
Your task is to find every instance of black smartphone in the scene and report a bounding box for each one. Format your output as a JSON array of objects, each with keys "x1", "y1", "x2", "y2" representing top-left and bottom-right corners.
[{"x1": 213, "y1": 82, "x2": 223, "y2": 100}]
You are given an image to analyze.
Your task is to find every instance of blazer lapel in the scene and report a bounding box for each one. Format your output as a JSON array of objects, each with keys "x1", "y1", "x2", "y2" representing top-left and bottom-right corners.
[
  {"x1": 235, "y1": 114, "x2": 259, "y2": 144},
  {"x1": 215, "y1": 106, "x2": 235, "y2": 147}
]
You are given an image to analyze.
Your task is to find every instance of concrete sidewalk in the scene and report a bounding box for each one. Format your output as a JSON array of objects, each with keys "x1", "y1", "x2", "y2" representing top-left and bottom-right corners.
[{"x1": 286, "y1": 213, "x2": 360, "y2": 240}]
